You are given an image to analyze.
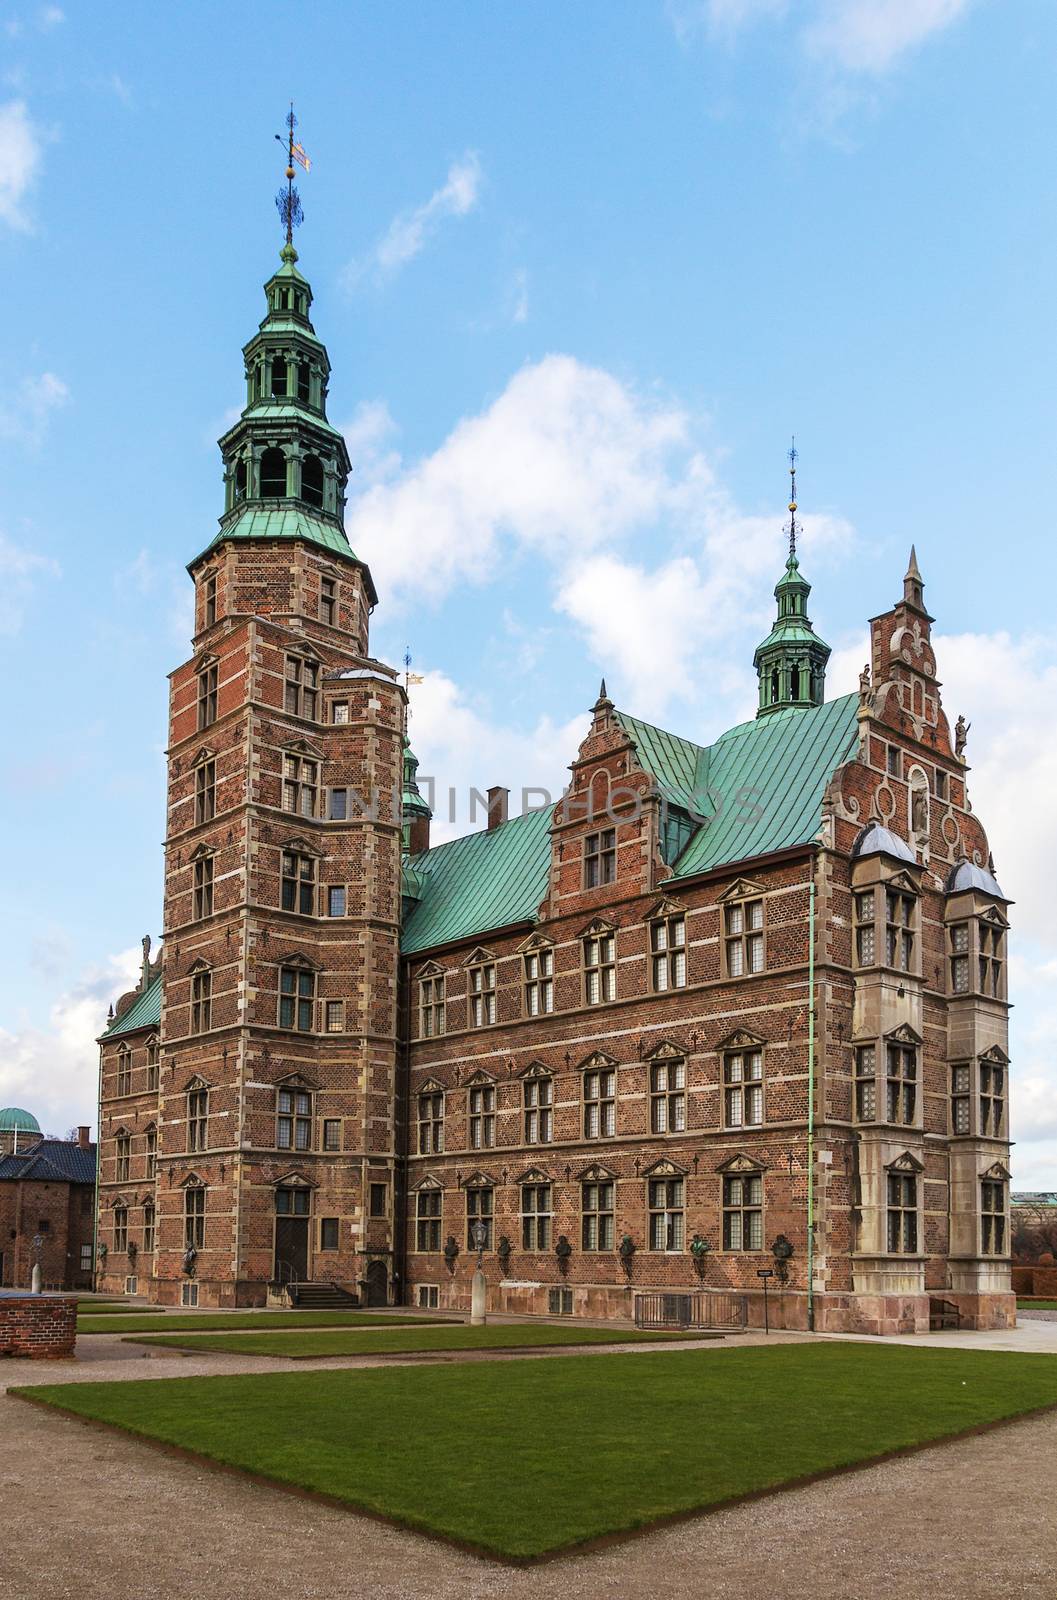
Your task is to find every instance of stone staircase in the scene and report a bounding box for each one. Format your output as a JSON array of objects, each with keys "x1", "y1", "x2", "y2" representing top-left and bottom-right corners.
[{"x1": 289, "y1": 1280, "x2": 359, "y2": 1310}]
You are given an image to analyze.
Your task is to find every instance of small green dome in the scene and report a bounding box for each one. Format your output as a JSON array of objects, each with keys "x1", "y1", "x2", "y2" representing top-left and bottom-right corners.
[{"x1": 0, "y1": 1107, "x2": 41, "y2": 1134}]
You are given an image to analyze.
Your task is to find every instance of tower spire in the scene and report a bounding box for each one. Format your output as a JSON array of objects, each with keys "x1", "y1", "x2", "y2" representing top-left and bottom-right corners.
[
  {"x1": 274, "y1": 104, "x2": 310, "y2": 253},
  {"x1": 787, "y1": 436, "x2": 798, "y2": 563}
]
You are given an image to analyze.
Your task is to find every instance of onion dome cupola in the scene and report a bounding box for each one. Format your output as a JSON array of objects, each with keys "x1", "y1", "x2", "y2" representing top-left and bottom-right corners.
[{"x1": 753, "y1": 443, "x2": 831, "y2": 717}]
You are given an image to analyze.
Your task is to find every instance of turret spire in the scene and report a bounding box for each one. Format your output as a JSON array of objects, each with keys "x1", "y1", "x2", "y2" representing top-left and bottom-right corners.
[
  {"x1": 275, "y1": 104, "x2": 310, "y2": 250},
  {"x1": 752, "y1": 443, "x2": 831, "y2": 717}
]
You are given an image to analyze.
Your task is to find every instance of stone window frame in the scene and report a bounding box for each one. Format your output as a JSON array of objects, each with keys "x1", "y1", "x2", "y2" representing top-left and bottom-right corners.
[
  {"x1": 282, "y1": 750, "x2": 320, "y2": 819},
  {"x1": 419, "y1": 964, "x2": 447, "y2": 1039},
  {"x1": 467, "y1": 1073, "x2": 497, "y2": 1150},
  {"x1": 648, "y1": 900, "x2": 687, "y2": 993},
  {"x1": 945, "y1": 895, "x2": 1009, "y2": 1002},
  {"x1": 981, "y1": 1163, "x2": 1010, "y2": 1256},
  {"x1": 144, "y1": 1123, "x2": 157, "y2": 1179},
  {"x1": 115, "y1": 1128, "x2": 131, "y2": 1183},
  {"x1": 417, "y1": 1080, "x2": 445, "y2": 1155},
  {"x1": 951, "y1": 1060, "x2": 971, "y2": 1134},
  {"x1": 522, "y1": 939, "x2": 555, "y2": 1017},
  {"x1": 883, "y1": 1028, "x2": 920, "y2": 1126},
  {"x1": 182, "y1": 1177, "x2": 206, "y2": 1251},
  {"x1": 281, "y1": 848, "x2": 317, "y2": 916},
  {"x1": 196, "y1": 656, "x2": 219, "y2": 731},
  {"x1": 192, "y1": 847, "x2": 215, "y2": 920},
  {"x1": 113, "y1": 1200, "x2": 129, "y2": 1254},
  {"x1": 718, "y1": 1155, "x2": 767, "y2": 1253},
  {"x1": 414, "y1": 1178, "x2": 443, "y2": 1252},
  {"x1": 644, "y1": 1160, "x2": 687, "y2": 1252},
  {"x1": 326, "y1": 884, "x2": 347, "y2": 918},
  {"x1": 467, "y1": 955, "x2": 497, "y2": 1028},
  {"x1": 203, "y1": 569, "x2": 218, "y2": 629},
  {"x1": 884, "y1": 1156, "x2": 922, "y2": 1254},
  {"x1": 319, "y1": 1216, "x2": 340, "y2": 1252},
  {"x1": 283, "y1": 652, "x2": 321, "y2": 722},
  {"x1": 186, "y1": 1079, "x2": 210, "y2": 1153},
  {"x1": 647, "y1": 1043, "x2": 687, "y2": 1135},
  {"x1": 584, "y1": 826, "x2": 616, "y2": 889},
  {"x1": 581, "y1": 1052, "x2": 617, "y2": 1140},
  {"x1": 116, "y1": 1044, "x2": 132, "y2": 1098},
  {"x1": 277, "y1": 957, "x2": 318, "y2": 1034},
  {"x1": 189, "y1": 963, "x2": 212, "y2": 1034},
  {"x1": 851, "y1": 858, "x2": 923, "y2": 980},
  {"x1": 319, "y1": 574, "x2": 337, "y2": 627},
  {"x1": 276, "y1": 1078, "x2": 314, "y2": 1153},
  {"x1": 853, "y1": 887, "x2": 878, "y2": 968},
  {"x1": 721, "y1": 1032, "x2": 766, "y2": 1130},
  {"x1": 583, "y1": 921, "x2": 617, "y2": 1006},
  {"x1": 522, "y1": 1064, "x2": 553, "y2": 1146},
  {"x1": 464, "y1": 1174, "x2": 495, "y2": 1251},
  {"x1": 718, "y1": 879, "x2": 766, "y2": 980},
  {"x1": 145, "y1": 1036, "x2": 160, "y2": 1093},
  {"x1": 979, "y1": 1047, "x2": 1008, "y2": 1138},
  {"x1": 323, "y1": 1118, "x2": 342, "y2": 1152},
  {"x1": 193, "y1": 748, "x2": 217, "y2": 826},
  {"x1": 580, "y1": 1165, "x2": 616, "y2": 1251},
  {"x1": 520, "y1": 1175, "x2": 553, "y2": 1251},
  {"x1": 142, "y1": 1198, "x2": 156, "y2": 1254},
  {"x1": 369, "y1": 1183, "x2": 388, "y2": 1219},
  {"x1": 323, "y1": 999, "x2": 345, "y2": 1035}
]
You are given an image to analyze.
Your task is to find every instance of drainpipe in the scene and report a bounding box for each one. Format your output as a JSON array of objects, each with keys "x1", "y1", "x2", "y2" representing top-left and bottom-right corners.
[
  {"x1": 93, "y1": 1041, "x2": 103, "y2": 1292},
  {"x1": 807, "y1": 856, "x2": 817, "y2": 1333}
]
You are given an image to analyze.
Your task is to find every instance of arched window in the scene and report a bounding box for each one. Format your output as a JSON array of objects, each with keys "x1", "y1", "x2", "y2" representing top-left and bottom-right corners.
[
  {"x1": 234, "y1": 459, "x2": 247, "y2": 502},
  {"x1": 791, "y1": 664, "x2": 801, "y2": 700},
  {"x1": 301, "y1": 454, "x2": 324, "y2": 509},
  {"x1": 770, "y1": 668, "x2": 780, "y2": 704},
  {"x1": 260, "y1": 448, "x2": 286, "y2": 499},
  {"x1": 270, "y1": 358, "x2": 288, "y2": 398},
  {"x1": 296, "y1": 362, "x2": 311, "y2": 403}
]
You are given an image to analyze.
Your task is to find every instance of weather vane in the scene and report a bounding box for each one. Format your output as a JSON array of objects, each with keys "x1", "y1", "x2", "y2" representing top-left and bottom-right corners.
[
  {"x1": 275, "y1": 104, "x2": 311, "y2": 246},
  {"x1": 787, "y1": 436, "x2": 799, "y2": 562},
  {"x1": 403, "y1": 646, "x2": 425, "y2": 699}
]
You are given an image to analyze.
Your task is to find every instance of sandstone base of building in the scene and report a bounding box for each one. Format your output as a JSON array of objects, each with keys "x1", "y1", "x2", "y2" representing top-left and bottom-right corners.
[{"x1": 0, "y1": 1294, "x2": 78, "y2": 1358}]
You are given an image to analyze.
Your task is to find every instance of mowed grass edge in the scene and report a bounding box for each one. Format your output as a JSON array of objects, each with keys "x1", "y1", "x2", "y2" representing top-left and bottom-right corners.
[
  {"x1": 18, "y1": 1343, "x2": 1057, "y2": 1561},
  {"x1": 122, "y1": 1323, "x2": 718, "y2": 1357},
  {"x1": 79, "y1": 1311, "x2": 455, "y2": 1334}
]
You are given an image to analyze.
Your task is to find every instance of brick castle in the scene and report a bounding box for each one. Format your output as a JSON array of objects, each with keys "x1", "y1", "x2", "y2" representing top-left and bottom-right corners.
[{"x1": 93, "y1": 238, "x2": 1014, "y2": 1336}]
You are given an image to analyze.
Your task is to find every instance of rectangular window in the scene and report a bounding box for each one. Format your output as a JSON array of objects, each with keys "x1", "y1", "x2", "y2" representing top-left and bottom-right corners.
[
  {"x1": 116, "y1": 1133, "x2": 130, "y2": 1182},
  {"x1": 332, "y1": 701, "x2": 349, "y2": 726},
  {"x1": 193, "y1": 854, "x2": 214, "y2": 919},
  {"x1": 949, "y1": 922, "x2": 969, "y2": 993},
  {"x1": 143, "y1": 1205, "x2": 155, "y2": 1254},
  {"x1": 524, "y1": 1076, "x2": 553, "y2": 1144},
  {"x1": 885, "y1": 1043, "x2": 917, "y2": 1125},
  {"x1": 466, "y1": 1186, "x2": 493, "y2": 1251},
  {"x1": 116, "y1": 1049, "x2": 132, "y2": 1097},
  {"x1": 416, "y1": 1188, "x2": 442, "y2": 1252},
  {"x1": 885, "y1": 890, "x2": 916, "y2": 972},
  {"x1": 279, "y1": 967, "x2": 315, "y2": 1032},
  {"x1": 187, "y1": 1087, "x2": 208, "y2": 1152},
  {"x1": 181, "y1": 1281, "x2": 199, "y2": 1308},
  {"x1": 886, "y1": 1173, "x2": 918, "y2": 1253},
  {"x1": 418, "y1": 1284, "x2": 439, "y2": 1309},
  {"x1": 146, "y1": 1039, "x2": 159, "y2": 1093},
  {"x1": 469, "y1": 964, "x2": 496, "y2": 1027},
  {"x1": 724, "y1": 1050, "x2": 764, "y2": 1127},
  {"x1": 581, "y1": 1179, "x2": 615, "y2": 1251},
  {"x1": 887, "y1": 745, "x2": 901, "y2": 778},
  {"x1": 190, "y1": 970, "x2": 211, "y2": 1034},
  {"x1": 981, "y1": 1180, "x2": 1006, "y2": 1255},
  {"x1": 282, "y1": 754, "x2": 318, "y2": 818},
  {"x1": 723, "y1": 1174, "x2": 763, "y2": 1251},
  {"x1": 80, "y1": 1243, "x2": 94, "y2": 1272},
  {"x1": 584, "y1": 1066, "x2": 616, "y2": 1138},
  {"x1": 324, "y1": 1000, "x2": 344, "y2": 1034},
  {"x1": 524, "y1": 947, "x2": 554, "y2": 1015},
  {"x1": 319, "y1": 576, "x2": 336, "y2": 626},
  {"x1": 469, "y1": 1084, "x2": 496, "y2": 1149},
  {"x1": 275, "y1": 1187, "x2": 310, "y2": 1216},
  {"x1": 184, "y1": 1186, "x2": 205, "y2": 1250},
  {"x1": 204, "y1": 572, "x2": 217, "y2": 628},
  {"x1": 420, "y1": 975, "x2": 446, "y2": 1038},
  {"x1": 979, "y1": 922, "x2": 1005, "y2": 998},
  {"x1": 650, "y1": 1059, "x2": 686, "y2": 1134},
  {"x1": 145, "y1": 1125, "x2": 157, "y2": 1179},
  {"x1": 725, "y1": 900, "x2": 764, "y2": 977},
  {"x1": 327, "y1": 787, "x2": 348, "y2": 820},
  {"x1": 323, "y1": 1118, "x2": 341, "y2": 1152},
  {"x1": 980, "y1": 1060, "x2": 1005, "y2": 1136},
  {"x1": 934, "y1": 770, "x2": 948, "y2": 800},
  {"x1": 195, "y1": 758, "x2": 216, "y2": 825},
  {"x1": 369, "y1": 1183, "x2": 388, "y2": 1219},
  {"x1": 113, "y1": 1207, "x2": 128, "y2": 1253},
  {"x1": 521, "y1": 1184, "x2": 552, "y2": 1250},
  {"x1": 327, "y1": 885, "x2": 346, "y2": 917},
  {"x1": 277, "y1": 1087, "x2": 312, "y2": 1152},
  {"x1": 284, "y1": 655, "x2": 319, "y2": 721},
  {"x1": 281, "y1": 852, "x2": 316, "y2": 915},
  {"x1": 651, "y1": 915, "x2": 687, "y2": 991},
  {"x1": 584, "y1": 828, "x2": 616, "y2": 888},
  {"x1": 548, "y1": 1286, "x2": 574, "y2": 1315},
  {"x1": 854, "y1": 889, "x2": 876, "y2": 967},
  {"x1": 584, "y1": 933, "x2": 616, "y2": 1004},
  {"x1": 951, "y1": 1062, "x2": 971, "y2": 1134},
  {"x1": 197, "y1": 662, "x2": 218, "y2": 730},
  {"x1": 418, "y1": 1090, "x2": 444, "y2": 1155},
  {"x1": 320, "y1": 1217, "x2": 339, "y2": 1251},
  {"x1": 648, "y1": 1177, "x2": 685, "y2": 1251},
  {"x1": 855, "y1": 1046, "x2": 877, "y2": 1121}
]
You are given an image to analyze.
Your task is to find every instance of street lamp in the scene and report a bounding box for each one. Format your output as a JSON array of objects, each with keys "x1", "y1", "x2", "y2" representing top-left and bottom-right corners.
[
  {"x1": 470, "y1": 1216, "x2": 487, "y2": 1269},
  {"x1": 469, "y1": 1217, "x2": 488, "y2": 1326}
]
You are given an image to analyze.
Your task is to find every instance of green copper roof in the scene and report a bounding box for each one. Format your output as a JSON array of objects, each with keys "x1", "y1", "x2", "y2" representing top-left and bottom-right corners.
[
  {"x1": 0, "y1": 1107, "x2": 41, "y2": 1133},
  {"x1": 102, "y1": 974, "x2": 162, "y2": 1039},
  {"x1": 188, "y1": 504, "x2": 358, "y2": 570},
  {"x1": 400, "y1": 694, "x2": 860, "y2": 956},
  {"x1": 401, "y1": 804, "x2": 554, "y2": 955},
  {"x1": 227, "y1": 403, "x2": 345, "y2": 443}
]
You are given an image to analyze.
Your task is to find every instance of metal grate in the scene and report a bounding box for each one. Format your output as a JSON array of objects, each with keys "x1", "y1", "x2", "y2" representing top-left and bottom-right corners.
[{"x1": 634, "y1": 1290, "x2": 748, "y2": 1331}]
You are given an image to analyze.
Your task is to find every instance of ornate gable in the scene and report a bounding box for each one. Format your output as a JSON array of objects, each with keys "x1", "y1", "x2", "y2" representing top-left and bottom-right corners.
[
  {"x1": 578, "y1": 1161, "x2": 617, "y2": 1183},
  {"x1": 642, "y1": 1156, "x2": 689, "y2": 1178},
  {"x1": 578, "y1": 1049, "x2": 619, "y2": 1072},
  {"x1": 886, "y1": 869, "x2": 920, "y2": 895},
  {"x1": 981, "y1": 905, "x2": 1010, "y2": 928},
  {"x1": 277, "y1": 834, "x2": 324, "y2": 859},
  {"x1": 715, "y1": 1152, "x2": 767, "y2": 1174},
  {"x1": 580, "y1": 915, "x2": 617, "y2": 938},
  {"x1": 411, "y1": 1173, "x2": 444, "y2": 1192},
  {"x1": 643, "y1": 1038, "x2": 686, "y2": 1062},
  {"x1": 516, "y1": 929, "x2": 555, "y2": 954},
  {"x1": 885, "y1": 1022, "x2": 923, "y2": 1046},
  {"x1": 273, "y1": 950, "x2": 322, "y2": 972},
  {"x1": 417, "y1": 1075, "x2": 447, "y2": 1096},
  {"x1": 417, "y1": 959, "x2": 447, "y2": 979},
  {"x1": 276, "y1": 1070, "x2": 320, "y2": 1092},
  {"x1": 464, "y1": 1067, "x2": 495, "y2": 1088},
  {"x1": 191, "y1": 745, "x2": 217, "y2": 768},
  {"x1": 885, "y1": 1150, "x2": 925, "y2": 1173},
  {"x1": 462, "y1": 946, "x2": 496, "y2": 968},
  {"x1": 979, "y1": 1045, "x2": 1010, "y2": 1066},
  {"x1": 184, "y1": 1074, "x2": 211, "y2": 1092},
  {"x1": 982, "y1": 1160, "x2": 1011, "y2": 1182},
  {"x1": 461, "y1": 1169, "x2": 497, "y2": 1189},
  {"x1": 645, "y1": 894, "x2": 684, "y2": 921},
  {"x1": 715, "y1": 1027, "x2": 767, "y2": 1052},
  {"x1": 519, "y1": 1060, "x2": 552, "y2": 1081},
  {"x1": 273, "y1": 1169, "x2": 317, "y2": 1189},
  {"x1": 717, "y1": 876, "x2": 766, "y2": 903},
  {"x1": 514, "y1": 1165, "x2": 553, "y2": 1185}
]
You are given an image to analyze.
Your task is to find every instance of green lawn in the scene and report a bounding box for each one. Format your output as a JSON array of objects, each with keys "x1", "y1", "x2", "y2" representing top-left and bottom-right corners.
[
  {"x1": 21, "y1": 1343, "x2": 1057, "y2": 1561},
  {"x1": 1017, "y1": 1299, "x2": 1057, "y2": 1310},
  {"x1": 123, "y1": 1322, "x2": 711, "y2": 1358},
  {"x1": 79, "y1": 1310, "x2": 451, "y2": 1335},
  {"x1": 76, "y1": 1303, "x2": 166, "y2": 1318}
]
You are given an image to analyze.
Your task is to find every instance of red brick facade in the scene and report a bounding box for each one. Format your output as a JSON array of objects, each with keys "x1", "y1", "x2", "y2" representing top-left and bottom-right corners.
[{"x1": 0, "y1": 1295, "x2": 78, "y2": 1359}]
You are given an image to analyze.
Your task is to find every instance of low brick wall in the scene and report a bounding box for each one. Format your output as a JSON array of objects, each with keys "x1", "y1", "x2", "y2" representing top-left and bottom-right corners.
[
  {"x1": 1012, "y1": 1266, "x2": 1057, "y2": 1298},
  {"x1": 0, "y1": 1295, "x2": 78, "y2": 1359}
]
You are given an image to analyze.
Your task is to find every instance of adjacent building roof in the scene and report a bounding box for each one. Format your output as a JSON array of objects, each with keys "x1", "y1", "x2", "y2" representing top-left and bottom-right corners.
[
  {"x1": 102, "y1": 974, "x2": 162, "y2": 1039},
  {"x1": 0, "y1": 1107, "x2": 41, "y2": 1134},
  {"x1": 0, "y1": 1139, "x2": 97, "y2": 1184},
  {"x1": 401, "y1": 693, "x2": 861, "y2": 957}
]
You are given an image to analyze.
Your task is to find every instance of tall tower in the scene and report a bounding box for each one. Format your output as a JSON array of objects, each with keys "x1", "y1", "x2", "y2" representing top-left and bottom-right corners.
[
  {"x1": 754, "y1": 444, "x2": 831, "y2": 716},
  {"x1": 147, "y1": 143, "x2": 404, "y2": 1307}
]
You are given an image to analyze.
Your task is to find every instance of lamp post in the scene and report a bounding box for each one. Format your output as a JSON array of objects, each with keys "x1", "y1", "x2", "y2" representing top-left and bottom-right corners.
[
  {"x1": 757, "y1": 1267, "x2": 774, "y2": 1335},
  {"x1": 470, "y1": 1216, "x2": 488, "y2": 1326}
]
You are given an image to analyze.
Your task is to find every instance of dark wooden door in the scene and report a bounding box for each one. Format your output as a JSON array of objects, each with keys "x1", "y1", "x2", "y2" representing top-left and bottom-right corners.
[
  {"x1": 365, "y1": 1259, "x2": 387, "y2": 1306},
  {"x1": 274, "y1": 1217, "x2": 309, "y2": 1283}
]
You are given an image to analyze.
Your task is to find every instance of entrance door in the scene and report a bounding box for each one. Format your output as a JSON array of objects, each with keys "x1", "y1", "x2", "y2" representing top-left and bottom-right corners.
[
  {"x1": 365, "y1": 1258, "x2": 388, "y2": 1306},
  {"x1": 274, "y1": 1217, "x2": 309, "y2": 1284}
]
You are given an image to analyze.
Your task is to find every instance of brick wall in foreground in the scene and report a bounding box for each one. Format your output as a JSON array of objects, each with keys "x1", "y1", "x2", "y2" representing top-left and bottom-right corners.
[{"x1": 0, "y1": 1295, "x2": 77, "y2": 1359}]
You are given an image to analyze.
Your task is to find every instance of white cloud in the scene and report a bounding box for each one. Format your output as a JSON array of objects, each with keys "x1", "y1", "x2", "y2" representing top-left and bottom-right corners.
[
  {"x1": 344, "y1": 152, "x2": 482, "y2": 288},
  {"x1": 340, "y1": 399, "x2": 402, "y2": 486},
  {"x1": 0, "y1": 370, "x2": 69, "y2": 446},
  {"x1": 38, "y1": 6, "x2": 65, "y2": 29},
  {"x1": 671, "y1": 0, "x2": 972, "y2": 75},
  {"x1": 0, "y1": 99, "x2": 43, "y2": 230},
  {"x1": 0, "y1": 532, "x2": 60, "y2": 636},
  {"x1": 0, "y1": 946, "x2": 141, "y2": 1137}
]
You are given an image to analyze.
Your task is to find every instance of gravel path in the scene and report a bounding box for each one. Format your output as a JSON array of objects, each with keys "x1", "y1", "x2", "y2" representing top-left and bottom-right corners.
[{"x1": 2, "y1": 1329, "x2": 1055, "y2": 1599}]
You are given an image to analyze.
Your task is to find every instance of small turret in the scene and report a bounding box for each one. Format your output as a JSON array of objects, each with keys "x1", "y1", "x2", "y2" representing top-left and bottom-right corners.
[
  {"x1": 753, "y1": 443, "x2": 831, "y2": 716},
  {"x1": 402, "y1": 737, "x2": 432, "y2": 855}
]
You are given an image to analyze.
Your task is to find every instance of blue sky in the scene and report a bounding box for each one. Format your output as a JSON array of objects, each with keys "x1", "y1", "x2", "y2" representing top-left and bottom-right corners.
[{"x1": 2, "y1": 0, "x2": 1056, "y2": 1180}]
